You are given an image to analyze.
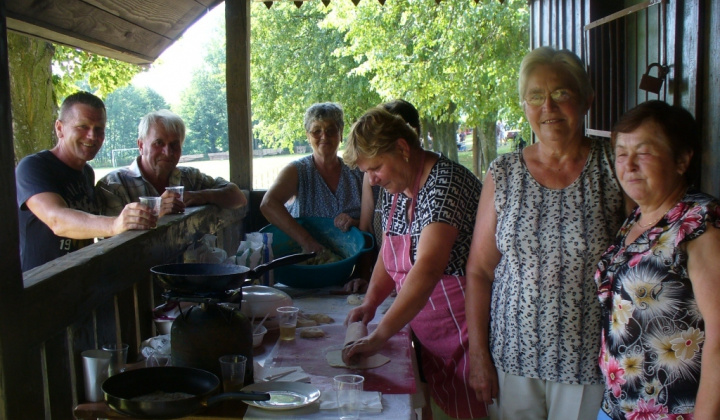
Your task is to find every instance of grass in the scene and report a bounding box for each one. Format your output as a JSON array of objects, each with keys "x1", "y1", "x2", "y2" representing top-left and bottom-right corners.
[{"x1": 93, "y1": 147, "x2": 510, "y2": 189}]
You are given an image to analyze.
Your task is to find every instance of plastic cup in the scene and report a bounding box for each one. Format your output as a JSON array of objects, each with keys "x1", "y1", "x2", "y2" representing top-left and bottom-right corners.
[
  {"x1": 81, "y1": 350, "x2": 111, "y2": 402},
  {"x1": 334, "y1": 374, "x2": 364, "y2": 420},
  {"x1": 102, "y1": 343, "x2": 128, "y2": 377},
  {"x1": 165, "y1": 186, "x2": 184, "y2": 201},
  {"x1": 219, "y1": 354, "x2": 247, "y2": 392},
  {"x1": 139, "y1": 196, "x2": 161, "y2": 216},
  {"x1": 277, "y1": 306, "x2": 299, "y2": 341}
]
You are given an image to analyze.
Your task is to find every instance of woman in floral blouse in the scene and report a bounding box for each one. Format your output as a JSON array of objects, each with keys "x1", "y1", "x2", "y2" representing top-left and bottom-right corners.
[{"x1": 596, "y1": 100, "x2": 720, "y2": 419}]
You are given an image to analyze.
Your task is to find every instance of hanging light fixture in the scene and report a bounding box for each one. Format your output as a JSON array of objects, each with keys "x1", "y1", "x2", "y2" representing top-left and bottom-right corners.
[{"x1": 263, "y1": 1, "x2": 273, "y2": 8}]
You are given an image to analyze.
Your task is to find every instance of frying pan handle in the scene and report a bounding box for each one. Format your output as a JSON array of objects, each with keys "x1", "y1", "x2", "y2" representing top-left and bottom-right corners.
[
  {"x1": 249, "y1": 252, "x2": 316, "y2": 278},
  {"x1": 206, "y1": 391, "x2": 271, "y2": 405}
]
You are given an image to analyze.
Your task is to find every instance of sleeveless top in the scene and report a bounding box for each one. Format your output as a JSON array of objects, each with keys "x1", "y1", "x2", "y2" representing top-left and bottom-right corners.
[
  {"x1": 490, "y1": 138, "x2": 624, "y2": 384},
  {"x1": 285, "y1": 155, "x2": 363, "y2": 219}
]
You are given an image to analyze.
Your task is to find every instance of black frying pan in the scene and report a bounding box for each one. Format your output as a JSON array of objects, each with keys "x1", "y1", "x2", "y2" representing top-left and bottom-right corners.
[
  {"x1": 151, "y1": 252, "x2": 315, "y2": 294},
  {"x1": 103, "y1": 366, "x2": 269, "y2": 419}
]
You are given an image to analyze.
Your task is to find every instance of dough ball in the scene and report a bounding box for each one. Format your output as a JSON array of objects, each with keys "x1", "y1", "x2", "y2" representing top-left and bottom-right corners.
[
  {"x1": 347, "y1": 294, "x2": 363, "y2": 306},
  {"x1": 300, "y1": 327, "x2": 326, "y2": 338},
  {"x1": 297, "y1": 318, "x2": 318, "y2": 327},
  {"x1": 305, "y1": 313, "x2": 334, "y2": 324}
]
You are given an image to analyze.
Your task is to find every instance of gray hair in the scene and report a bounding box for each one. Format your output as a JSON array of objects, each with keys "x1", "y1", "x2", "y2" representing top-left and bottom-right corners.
[
  {"x1": 303, "y1": 103, "x2": 344, "y2": 132},
  {"x1": 518, "y1": 47, "x2": 593, "y2": 106},
  {"x1": 138, "y1": 109, "x2": 186, "y2": 143}
]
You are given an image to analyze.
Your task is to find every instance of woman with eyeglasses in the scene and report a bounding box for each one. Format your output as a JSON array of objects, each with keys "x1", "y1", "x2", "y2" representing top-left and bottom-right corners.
[
  {"x1": 260, "y1": 102, "x2": 363, "y2": 254},
  {"x1": 464, "y1": 47, "x2": 628, "y2": 419}
]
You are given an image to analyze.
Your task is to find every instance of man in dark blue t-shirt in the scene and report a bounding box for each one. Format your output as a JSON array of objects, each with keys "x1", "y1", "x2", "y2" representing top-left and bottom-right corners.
[{"x1": 16, "y1": 91, "x2": 157, "y2": 271}]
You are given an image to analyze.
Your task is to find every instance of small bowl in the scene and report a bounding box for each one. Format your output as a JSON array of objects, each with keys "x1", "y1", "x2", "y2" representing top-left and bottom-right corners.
[
  {"x1": 154, "y1": 318, "x2": 174, "y2": 335},
  {"x1": 253, "y1": 325, "x2": 268, "y2": 348}
]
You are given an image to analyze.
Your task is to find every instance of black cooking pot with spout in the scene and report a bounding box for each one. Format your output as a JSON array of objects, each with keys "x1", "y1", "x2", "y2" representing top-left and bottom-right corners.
[{"x1": 151, "y1": 252, "x2": 315, "y2": 294}]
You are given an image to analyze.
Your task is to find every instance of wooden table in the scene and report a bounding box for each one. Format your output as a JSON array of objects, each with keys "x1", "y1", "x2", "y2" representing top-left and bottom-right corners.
[{"x1": 74, "y1": 285, "x2": 422, "y2": 419}]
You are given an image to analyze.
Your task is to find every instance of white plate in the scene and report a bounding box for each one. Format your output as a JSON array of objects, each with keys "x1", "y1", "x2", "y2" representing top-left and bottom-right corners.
[{"x1": 241, "y1": 381, "x2": 321, "y2": 410}]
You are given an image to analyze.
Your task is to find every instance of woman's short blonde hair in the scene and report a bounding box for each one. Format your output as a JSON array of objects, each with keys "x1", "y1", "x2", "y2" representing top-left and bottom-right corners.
[
  {"x1": 343, "y1": 107, "x2": 420, "y2": 169},
  {"x1": 518, "y1": 46, "x2": 593, "y2": 106}
]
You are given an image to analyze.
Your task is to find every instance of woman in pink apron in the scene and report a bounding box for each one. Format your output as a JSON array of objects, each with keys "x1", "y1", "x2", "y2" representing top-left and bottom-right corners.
[{"x1": 342, "y1": 107, "x2": 486, "y2": 420}]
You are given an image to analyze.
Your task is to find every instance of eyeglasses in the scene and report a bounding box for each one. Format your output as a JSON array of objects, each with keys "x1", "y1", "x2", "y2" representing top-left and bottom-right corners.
[
  {"x1": 308, "y1": 128, "x2": 340, "y2": 139},
  {"x1": 524, "y1": 88, "x2": 574, "y2": 107}
]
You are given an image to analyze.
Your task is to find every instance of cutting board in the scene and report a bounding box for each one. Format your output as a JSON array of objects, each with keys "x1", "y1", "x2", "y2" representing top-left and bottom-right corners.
[{"x1": 264, "y1": 324, "x2": 416, "y2": 395}]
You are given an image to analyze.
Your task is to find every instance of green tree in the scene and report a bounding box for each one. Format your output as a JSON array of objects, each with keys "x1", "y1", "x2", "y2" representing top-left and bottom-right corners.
[
  {"x1": 177, "y1": 31, "x2": 229, "y2": 156},
  {"x1": 8, "y1": 34, "x2": 142, "y2": 162},
  {"x1": 53, "y1": 45, "x2": 141, "y2": 99},
  {"x1": 328, "y1": 0, "x2": 529, "y2": 173},
  {"x1": 96, "y1": 85, "x2": 169, "y2": 168},
  {"x1": 7, "y1": 33, "x2": 56, "y2": 163},
  {"x1": 250, "y1": 2, "x2": 381, "y2": 150}
]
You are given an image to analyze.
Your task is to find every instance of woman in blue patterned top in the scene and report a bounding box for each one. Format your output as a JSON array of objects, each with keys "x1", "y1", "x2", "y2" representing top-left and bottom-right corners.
[
  {"x1": 595, "y1": 101, "x2": 720, "y2": 419},
  {"x1": 260, "y1": 103, "x2": 363, "y2": 254}
]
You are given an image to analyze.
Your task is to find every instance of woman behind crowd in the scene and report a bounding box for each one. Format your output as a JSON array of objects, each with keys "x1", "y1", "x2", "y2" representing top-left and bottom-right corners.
[
  {"x1": 465, "y1": 46, "x2": 627, "y2": 419},
  {"x1": 260, "y1": 103, "x2": 363, "y2": 255},
  {"x1": 596, "y1": 100, "x2": 720, "y2": 419},
  {"x1": 343, "y1": 107, "x2": 486, "y2": 419}
]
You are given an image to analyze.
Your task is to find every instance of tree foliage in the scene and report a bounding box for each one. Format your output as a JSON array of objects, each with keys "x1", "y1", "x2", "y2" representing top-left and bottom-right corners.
[
  {"x1": 98, "y1": 86, "x2": 169, "y2": 167},
  {"x1": 53, "y1": 45, "x2": 142, "y2": 99},
  {"x1": 327, "y1": 0, "x2": 529, "y2": 171},
  {"x1": 250, "y1": 2, "x2": 382, "y2": 150},
  {"x1": 177, "y1": 30, "x2": 229, "y2": 156}
]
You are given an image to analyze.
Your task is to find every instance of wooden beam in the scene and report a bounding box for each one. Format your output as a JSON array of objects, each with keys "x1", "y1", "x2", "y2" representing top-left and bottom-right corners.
[
  {"x1": 6, "y1": 0, "x2": 174, "y2": 64},
  {"x1": 226, "y1": 0, "x2": 253, "y2": 190}
]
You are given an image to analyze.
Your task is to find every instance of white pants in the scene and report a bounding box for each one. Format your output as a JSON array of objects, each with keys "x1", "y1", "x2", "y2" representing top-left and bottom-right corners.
[{"x1": 489, "y1": 370, "x2": 604, "y2": 420}]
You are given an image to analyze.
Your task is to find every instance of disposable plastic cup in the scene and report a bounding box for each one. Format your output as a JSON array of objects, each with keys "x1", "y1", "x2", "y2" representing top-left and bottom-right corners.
[
  {"x1": 277, "y1": 306, "x2": 299, "y2": 341},
  {"x1": 81, "y1": 349, "x2": 111, "y2": 402},
  {"x1": 334, "y1": 374, "x2": 364, "y2": 420},
  {"x1": 219, "y1": 354, "x2": 247, "y2": 392},
  {"x1": 102, "y1": 343, "x2": 128, "y2": 377},
  {"x1": 139, "y1": 196, "x2": 161, "y2": 216}
]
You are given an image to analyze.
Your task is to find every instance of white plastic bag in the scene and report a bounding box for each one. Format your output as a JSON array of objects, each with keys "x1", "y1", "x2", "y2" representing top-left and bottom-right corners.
[
  {"x1": 184, "y1": 234, "x2": 227, "y2": 263},
  {"x1": 236, "y1": 232, "x2": 274, "y2": 286}
]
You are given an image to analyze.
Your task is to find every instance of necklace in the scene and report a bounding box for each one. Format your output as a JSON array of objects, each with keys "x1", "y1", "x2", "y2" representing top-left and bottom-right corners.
[{"x1": 636, "y1": 202, "x2": 677, "y2": 228}]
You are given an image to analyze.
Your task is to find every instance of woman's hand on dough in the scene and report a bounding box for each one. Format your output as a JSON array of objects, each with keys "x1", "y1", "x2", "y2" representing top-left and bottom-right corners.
[
  {"x1": 333, "y1": 213, "x2": 358, "y2": 232},
  {"x1": 344, "y1": 303, "x2": 376, "y2": 326},
  {"x1": 344, "y1": 332, "x2": 385, "y2": 360},
  {"x1": 343, "y1": 278, "x2": 368, "y2": 294}
]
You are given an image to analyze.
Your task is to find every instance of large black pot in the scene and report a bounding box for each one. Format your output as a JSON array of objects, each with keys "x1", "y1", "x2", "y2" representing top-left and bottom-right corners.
[
  {"x1": 102, "y1": 366, "x2": 269, "y2": 419},
  {"x1": 151, "y1": 252, "x2": 314, "y2": 294}
]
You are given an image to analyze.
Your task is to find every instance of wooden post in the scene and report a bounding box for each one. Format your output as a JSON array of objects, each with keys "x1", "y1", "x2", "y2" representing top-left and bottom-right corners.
[{"x1": 226, "y1": 0, "x2": 253, "y2": 191}]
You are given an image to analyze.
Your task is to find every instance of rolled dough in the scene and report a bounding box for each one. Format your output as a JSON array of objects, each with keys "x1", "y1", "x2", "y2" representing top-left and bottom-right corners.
[{"x1": 326, "y1": 350, "x2": 390, "y2": 369}]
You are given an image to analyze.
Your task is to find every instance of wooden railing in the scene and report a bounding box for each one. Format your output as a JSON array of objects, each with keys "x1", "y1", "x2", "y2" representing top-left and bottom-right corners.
[{"x1": 3, "y1": 204, "x2": 247, "y2": 420}]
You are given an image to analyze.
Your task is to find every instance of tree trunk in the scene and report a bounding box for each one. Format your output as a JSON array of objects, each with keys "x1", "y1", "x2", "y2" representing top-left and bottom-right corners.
[
  {"x1": 425, "y1": 119, "x2": 458, "y2": 162},
  {"x1": 8, "y1": 33, "x2": 56, "y2": 163},
  {"x1": 472, "y1": 128, "x2": 481, "y2": 176},
  {"x1": 476, "y1": 116, "x2": 497, "y2": 177}
]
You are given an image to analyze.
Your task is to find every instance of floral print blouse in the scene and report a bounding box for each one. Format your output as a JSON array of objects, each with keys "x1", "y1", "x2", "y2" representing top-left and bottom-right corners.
[{"x1": 595, "y1": 189, "x2": 720, "y2": 420}]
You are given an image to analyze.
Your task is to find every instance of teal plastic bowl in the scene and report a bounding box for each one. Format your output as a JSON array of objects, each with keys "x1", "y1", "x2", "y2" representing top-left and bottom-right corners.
[{"x1": 259, "y1": 217, "x2": 374, "y2": 288}]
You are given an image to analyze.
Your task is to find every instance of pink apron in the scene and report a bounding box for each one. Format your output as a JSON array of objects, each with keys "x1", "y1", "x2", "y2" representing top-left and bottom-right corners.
[{"x1": 382, "y1": 154, "x2": 486, "y2": 419}]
